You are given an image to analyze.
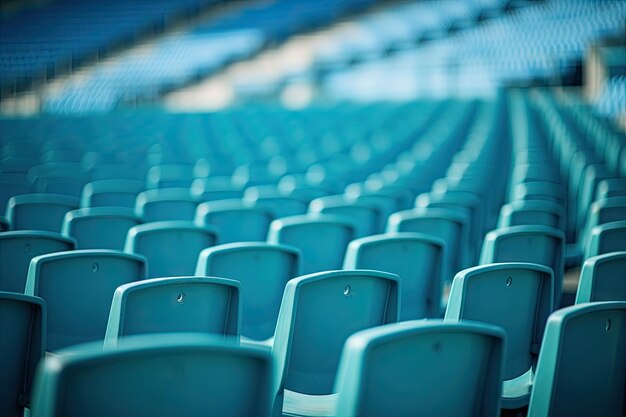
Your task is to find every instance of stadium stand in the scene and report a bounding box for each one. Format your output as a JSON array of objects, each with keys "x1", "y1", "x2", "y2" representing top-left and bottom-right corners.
[{"x1": 0, "y1": 0, "x2": 625, "y2": 416}]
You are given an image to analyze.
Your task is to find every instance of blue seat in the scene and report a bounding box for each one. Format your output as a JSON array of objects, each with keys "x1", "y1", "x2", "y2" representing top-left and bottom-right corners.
[
  {"x1": 30, "y1": 334, "x2": 275, "y2": 417},
  {"x1": 0, "y1": 292, "x2": 45, "y2": 417},
  {"x1": 146, "y1": 163, "x2": 195, "y2": 189},
  {"x1": 309, "y1": 195, "x2": 380, "y2": 238},
  {"x1": 513, "y1": 181, "x2": 566, "y2": 206},
  {"x1": 580, "y1": 196, "x2": 626, "y2": 248},
  {"x1": 80, "y1": 179, "x2": 144, "y2": 208},
  {"x1": 344, "y1": 232, "x2": 445, "y2": 319},
  {"x1": 244, "y1": 186, "x2": 308, "y2": 219},
  {"x1": 527, "y1": 302, "x2": 626, "y2": 417},
  {"x1": 575, "y1": 251, "x2": 626, "y2": 303},
  {"x1": 334, "y1": 320, "x2": 506, "y2": 417},
  {"x1": 595, "y1": 178, "x2": 626, "y2": 200},
  {"x1": 273, "y1": 269, "x2": 399, "y2": 416},
  {"x1": 25, "y1": 250, "x2": 146, "y2": 351},
  {"x1": 267, "y1": 214, "x2": 356, "y2": 274},
  {"x1": 190, "y1": 177, "x2": 244, "y2": 202},
  {"x1": 62, "y1": 207, "x2": 141, "y2": 250},
  {"x1": 125, "y1": 221, "x2": 218, "y2": 278},
  {"x1": 135, "y1": 188, "x2": 197, "y2": 222},
  {"x1": 445, "y1": 262, "x2": 553, "y2": 409},
  {"x1": 6, "y1": 194, "x2": 79, "y2": 233},
  {"x1": 584, "y1": 220, "x2": 626, "y2": 260},
  {"x1": 386, "y1": 206, "x2": 470, "y2": 277},
  {"x1": 195, "y1": 200, "x2": 273, "y2": 244},
  {"x1": 480, "y1": 225, "x2": 564, "y2": 308},
  {"x1": 0, "y1": 231, "x2": 76, "y2": 293},
  {"x1": 196, "y1": 242, "x2": 300, "y2": 343},
  {"x1": 104, "y1": 276, "x2": 240, "y2": 348},
  {"x1": 0, "y1": 174, "x2": 31, "y2": 214},
  {"x1": 497, "y1": 199, "x2": 565, "y2": 231}
]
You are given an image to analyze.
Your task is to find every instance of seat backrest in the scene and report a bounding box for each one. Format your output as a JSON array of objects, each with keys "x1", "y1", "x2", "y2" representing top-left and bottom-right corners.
[
  {"x1": 0, "y1": 174, "x2": 31, "y2": 214},
  {"x1": 527, "y1": 302, "x2": 626, "y2": 417},
  {"x1": 0, "y1": 292, "x2": 45, "y2": 417},
  {"x1": 196, "y1": 200, "x2": 273, "y2": 244},
  {"x1": 444, "y1": 262, "x2": 553, "y2": 409},
  {"x1": 80, "y1": 179, "x2": 144, "y2": 208},
  {"x1": 498, "y1": 199, "x2": 565, "y2": 231},
  {"x1": 135, "y1": 188, "x2": 197, "y2": 222},
  {"x1": 575, "y1": 251, "x2": 626, "y2": 303},
  {"x1": 125, "y1": 221, "x2": 218, "y2": 278},
  {"x1": 480, "y1": 225, "x2": 564, "y2": 308},
  {"x1": 146, "y1": 164, "x2": 195, "y2": 189},
  {"x1": 30, "y1": 334, "x2": 275, "y2": 417},
  {"x1": 584, "y1": 220, "x2": 626, "y2": 260},
  {"x1": 245, "y1": 192, "x2": 308, "y2": 219},
  {"x1": 344, "y1": 232, "x2": 445, "y2": 319},
  {"x1": 386, "y1": 206, "x2": 470, "y2": 276},
  {"x1": 333, "y1": 320, "x2": 505, "y2": 417},
  {"x1": 6, "y1": 194, "x2": 79, "y2": 232},
  {"x1": 580, "y1": 196, "x2": 626, "y2": 247},
  {"x1": 62, "y1": 207, "x2": 141, "y2": 250},
  {"x1": 25, "y1": 250, "x2": 146, "y2": 351},
  {"x1": 595, "y1": 178, "x2": 626, "y2": 200},
  {"x1": 309, "y1": 195, "x2": 380, "y2": 238},
  {"x1": 104, "y1": 276, "x2": 240, "y2": 347},
  {"x1": 196, "y1": 242, "x2": 300, "y2": 341},
  {"x1": 190, "y1": 177, "x2": 243, "y2": 202},
  {"x1": 268, "y1": 214, "x2": 356, "y2": 274},
  {"x1": 272, "y1": 270, "x2": 399, "y2": 405},
  {"x1": 0, "y1": 231, "x2": 76, "y2": 293}
]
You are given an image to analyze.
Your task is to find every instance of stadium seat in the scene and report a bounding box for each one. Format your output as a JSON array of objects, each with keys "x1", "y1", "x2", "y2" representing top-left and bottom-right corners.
[
  {"x1": 195, "y1": 200, "x2": 273, "y2": 243},
  {"x1": 30, "y1": 334, "x2": 276, "y2": 417},
  {"x1": 244, "y1": 186, "x2": 309, "y2": 219},
  {"x1": 80, "y1": 179, "x2": 144, "y2": 208},
  {"x1": 24, "y1": 250, "x2": 146, "y2": 351},
  {"x1": 267, "y1": 214, "x2": 356, "y2": 274},
  {"x1": 135, "y1": 188, "x2": 198, "y2": 222},
  {"x1": 196, "y1": 242, "x2": 300, "y2": 343},
  {"x1": 273, "y1": 269, "x2": 399, "y2": 416},
  {"x1": 125, "y1": 221, "x2": 218, "y2": 278},
  {"x1": 480, "y1": 225, "x2": 564, "y2": 308},
  {"x1": 386, "y1": 206, "x2": 470, "y2": 277},
  {"x1": 333, "y1": 320, "x2": 506, "y2": 417},
  {"x1": 0, "y1": 174, "x2": 31, "y2": 215},
  {"x1": 309, "y1": 195, "x2": 380, "y2": 238},
  {"x1": 0, "y1": 292, "x2": 45, "y2": 417},
  {"x1": 595, "y1": 178, "x2": 626, "y2": 200},
  {"x1": 62, "y1": 207, "x2": 141, "y2": 250},
  {"x1": 104, "y1": 276, "x2": 240, "y2": 347},
  {"x1": 0, "y1": 231, "x2": 76, "y2": 293},
  {"x1": 497, "y1": 199, "x2": 566, "y2": 231},
  {"x1": 584, "y1": 220, "x2": 626, "y2": 260},
  {"x1": 445, "y1": 262, "x2": 553, "y2": 409},
  {"x1": 575, "y1": 251, "x2": 626, "y2": 303},
  {"x1": 343, "y1": 232, "x2": 445, "y2": 318},
  {"x1": 146, "y1": 163, "x2": 196, "y2": 189},
  {"x1": 527, "y1": 302, "x2": 626, "y2": 417},
  {"x1": 190, "y1": 177, "x2": 244, "y2": 202},
  {"x1": 6, "y1": 194, "x2": 79, "y2": 233}
]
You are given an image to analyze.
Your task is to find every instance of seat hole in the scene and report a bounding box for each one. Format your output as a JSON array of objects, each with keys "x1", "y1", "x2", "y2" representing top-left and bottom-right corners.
[
  {"x1": 506, "y1": 276, "x2": 512, "y2": 287},
  {"x1": 344, "y1": 285, "x2": 351, "y2": 296},
  {"x1": 177, "y1": 293, "x2": 185, "y2": 303}
]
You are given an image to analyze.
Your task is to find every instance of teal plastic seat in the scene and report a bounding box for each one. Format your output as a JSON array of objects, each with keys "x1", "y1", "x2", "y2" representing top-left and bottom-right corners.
[
  {"x1": 580, "y1": 196, "x2": 626, "y2": 250},
  {"x1": 135, "y1": 188, "x2": 197, "y2": 222},
  {"x1": 0, "y1": 174, "x2": 31, "y2": 214},
  {"x1": 104, "y1": 276, "x2": 240, "y2": 347},
  {"x1": 309, "y1": 195, "x2": 380, "y2": 238},
  {"x1": 273, "y1": 269, "x2": 399, "y2": 416},
  {"x1": 80, "y1": 179, "x2": 144, "y2": 208},
  {"x1": 190, "y1": 177, "x2": 244, "y2": 202},
  {"x1": 267, "y1": 214, "x2": 356, "y2": 274},
  {"x1": 0, "y1": 231, "x2": 76, "y2": 293},
  {"x1": 0, "y1": 292, "x2": 45, "y2": 417},
  {"x1": 125, "y1": 221, "x2": 218, "y2": 278},
  {"x1": 445, "y1": 262, "x2": 553, "y2": 409},
  {"x1": 480, "y1": 225, "x2": 564, "y2": 308},
  {"x1": 333, "y1": 320, "x2": 506, "y2": 417},
  {"x1": 25, "y1": 250, "x2": 146, "y2": 351},
  {"x1": 497, "y1": 200, "x2": 565, "y2": 231},
  {"x1": 344, "y1": 232, "x2": 445, "y2": 319},
  {"x1": 584, "y1": 220, "x2": 626, "y2": 260},
  {"x1": 62, "y1": 207, "x2": 141, "y2": 250},
  {"x1": 30, "y1": 334, "x2": 275, "y2": 417},
  {"x1": 196, "y1": 242, "x2": 300, "y2": 342},
  {"x1": 6, "y1": 194, "x2": 79, "y2": 232},
  {"x1": 146, "y1": 163, "x2": 195, "y2": 189},
  {"x1": 595, "y1": 178, "x2": 626, "y2": 200},
  {"x1": 575, "y1": 251, "x2": 626, "y2": 303},
  {"x1": 513, "y1": 181, "x2": 566, "y2": 206},
  {"x1": 244, "y1": 187, "x2": 308, "y2": 218},
  {"x1": 386, "y1": 206, "x2": 470, "y2": 276},
  {"x1": 195, "y1": 200, "x2": 273, "y2": 243},
  {"x1": 527, "y1": 302, "x2": 626, "y2": 417}
]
